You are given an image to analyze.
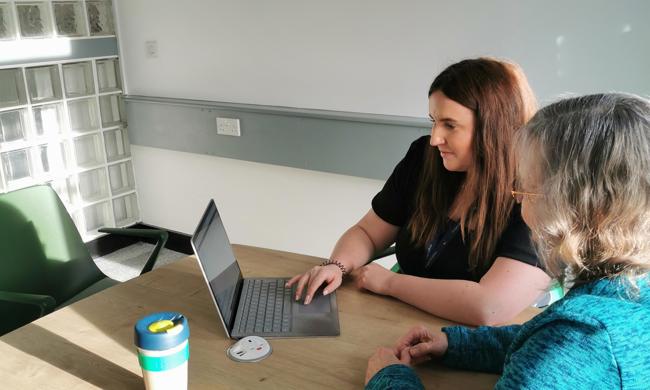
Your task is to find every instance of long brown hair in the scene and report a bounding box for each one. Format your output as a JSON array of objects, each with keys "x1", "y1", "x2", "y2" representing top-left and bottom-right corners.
[{"x1": 408, "y1": 58, "x2": 537, "y2": 273}]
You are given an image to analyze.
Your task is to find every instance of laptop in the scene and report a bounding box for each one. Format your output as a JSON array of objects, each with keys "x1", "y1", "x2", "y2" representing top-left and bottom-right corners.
[{"x1": 190, "y1": 199, "x2": 340, "y2": 339}]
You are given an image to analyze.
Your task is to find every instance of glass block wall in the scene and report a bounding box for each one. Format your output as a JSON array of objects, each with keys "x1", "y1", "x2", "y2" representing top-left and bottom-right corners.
[
  {"x1": 1, "y1": 0, "x2": 115, "y2": 39},
  {"x1": 0, "y1": 0, "x2": 139, "y2": 241}
]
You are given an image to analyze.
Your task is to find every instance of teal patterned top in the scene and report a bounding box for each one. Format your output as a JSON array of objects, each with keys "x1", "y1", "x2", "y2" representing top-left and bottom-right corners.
[{"x1": 366, "y1": 276, "x2": 650, "y2": 389}]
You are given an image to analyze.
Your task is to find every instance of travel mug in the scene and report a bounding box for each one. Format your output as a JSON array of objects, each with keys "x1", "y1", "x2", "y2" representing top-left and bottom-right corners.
[{"x1": 134, "y1": 312, "x2": 190, "y2": 390}]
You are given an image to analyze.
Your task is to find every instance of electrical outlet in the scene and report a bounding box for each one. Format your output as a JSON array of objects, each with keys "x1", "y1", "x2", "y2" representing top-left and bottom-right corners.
[
  {"x1": 216, "y1": 117, "x2": 241, "y2": 136},
  {"x1": 145, "y1": 40, "x2": 158, "y2": 58}
]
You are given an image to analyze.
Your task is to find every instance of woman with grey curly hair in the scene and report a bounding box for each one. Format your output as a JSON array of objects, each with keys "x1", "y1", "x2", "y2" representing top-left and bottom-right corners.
[{"x1": 365, "y1": 93, "x2": 650, "y2": 389}]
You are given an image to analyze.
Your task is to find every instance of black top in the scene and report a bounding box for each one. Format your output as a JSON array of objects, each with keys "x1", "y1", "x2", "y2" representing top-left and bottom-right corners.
[{"x1": 371, "y1": 136, "x2": 541, "y2": 282}]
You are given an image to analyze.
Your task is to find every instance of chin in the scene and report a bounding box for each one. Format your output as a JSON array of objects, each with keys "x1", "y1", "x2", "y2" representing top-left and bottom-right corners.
[{"x1": 442, "y1": 161, "x2": 463, "y2": 172}]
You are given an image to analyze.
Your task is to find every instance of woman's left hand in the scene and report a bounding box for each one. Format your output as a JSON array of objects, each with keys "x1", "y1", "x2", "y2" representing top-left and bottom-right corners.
[
  {"x1": 365, "y1": 347, "x2": 410, "y2": 385},
  {"x1": 352, "y1": 263, "x2": 397, "y2": 295}
]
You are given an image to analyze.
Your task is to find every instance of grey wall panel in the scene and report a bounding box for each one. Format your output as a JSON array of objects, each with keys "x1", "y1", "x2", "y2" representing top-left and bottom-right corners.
[
  {"x1": 125, "y1": 96, "x2": 430, "y2": 180},
  {"x1": 0, "y1": 37, "x2": 119, "y2": 67}
]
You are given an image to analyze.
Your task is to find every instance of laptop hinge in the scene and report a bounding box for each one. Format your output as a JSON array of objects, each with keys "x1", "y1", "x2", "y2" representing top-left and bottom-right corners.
[{"x1": 228, "y1": 277, "x2": 245, "y2": 333}]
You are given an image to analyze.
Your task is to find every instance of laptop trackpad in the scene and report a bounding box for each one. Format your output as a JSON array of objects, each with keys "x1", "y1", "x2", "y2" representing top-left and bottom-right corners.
[
  {"x1": 291, "y1": 291, "x2": 339, "y2": 336},
  {"x1": 297, "y1": 293, "x2": 331, "y2": 314}
]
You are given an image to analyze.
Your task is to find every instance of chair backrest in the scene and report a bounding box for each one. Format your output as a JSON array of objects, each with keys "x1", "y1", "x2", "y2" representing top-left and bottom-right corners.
[{"x1": 0, "y1": 185, "x2": 105, "y2": 306}]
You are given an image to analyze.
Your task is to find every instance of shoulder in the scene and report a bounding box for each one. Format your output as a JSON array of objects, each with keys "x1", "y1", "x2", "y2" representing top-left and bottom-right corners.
[
  {"x1": 401, "y1": 135, "x2": 430, "y2": 166},
  {"x1": 498, "y1": 315, "x2": 618, "y2": 389},
  {"x1": 497, "y1": 204, "x2": 534, "y2": 249},
  {"x1": 501, "y1": 286, "x2": 650, "y2": 389},
  {"x1": 493, "y1": 203, "x2": 540, "y2": 267},
  {"x1": 410, "y1": 135, "x2": 430, "y2": 149},
  {"x1": 551, "y1": 287, "x2": 650, "y2": 353},
  {"x1": 397, "y1": 135, "x2": 431, "y2": 180},
  {"x1": 388, "y1": 135, "x2": 430, "y2": 175},
  {"x1": 503, "y1": 203, "x2": 527, "y2": 233},
  {"x1": 370, "y1": 135, "x2": 430, "y2": 226},
  {"x1": 551, "y1": 285, "x2": 649, "y2": 325}
]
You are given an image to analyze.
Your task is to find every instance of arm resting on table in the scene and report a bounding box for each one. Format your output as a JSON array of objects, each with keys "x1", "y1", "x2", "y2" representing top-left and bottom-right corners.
[
  {"x1": 366, "y1": 365, "x2": 424, "y2": 390},
  {"x1": 98, "y1": 228, "x2": 169, "y2": 275},
  {"x1": 0, "y1": 290, "x2": 57, "y2": 317},
  {"x1": 441, "y1": 324, "x2": 521, "y2": 374},
  {"x1": 385, "y1": 258, "x2": 550, "y2": 326}
]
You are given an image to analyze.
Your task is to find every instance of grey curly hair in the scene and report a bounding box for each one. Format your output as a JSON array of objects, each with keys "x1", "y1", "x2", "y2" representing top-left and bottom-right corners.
[{"x1": 516, "y1": 93, "x2": 650, "y2": 287}]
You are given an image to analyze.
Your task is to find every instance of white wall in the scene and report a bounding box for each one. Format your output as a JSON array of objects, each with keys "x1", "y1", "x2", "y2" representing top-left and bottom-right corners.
[
  {"x1": 115, "y1": 0, "x2": 649, "y2": 117},
  {"x1": 114, "y1": 0, "x2": 650, "y2": 258},
  {"x1": 131, "y1": 145, "x2": 382, "y2": 257}
]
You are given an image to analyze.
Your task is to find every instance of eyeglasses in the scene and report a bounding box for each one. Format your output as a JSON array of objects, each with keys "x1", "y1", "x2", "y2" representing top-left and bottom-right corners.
[{"x1": 511, "y1": 190, "x2": 543, "y2": 203}]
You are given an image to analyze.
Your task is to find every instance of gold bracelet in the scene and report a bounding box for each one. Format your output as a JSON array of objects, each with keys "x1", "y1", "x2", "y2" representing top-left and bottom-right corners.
[{"x1": 320, "y1": 260, "x2": 347, "y2": 276}]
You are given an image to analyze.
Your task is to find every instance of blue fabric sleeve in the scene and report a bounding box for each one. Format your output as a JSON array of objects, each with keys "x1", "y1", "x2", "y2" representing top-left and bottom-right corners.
[
  {"x1": 365, "y1": 364, "x2": 424, "y2": 390},
  {"x1": 441, "y1": 325, "x2": 521, "y2": 373},
  {"x1": 494, "y1": 320, "x2": 618, "y2": 389}
]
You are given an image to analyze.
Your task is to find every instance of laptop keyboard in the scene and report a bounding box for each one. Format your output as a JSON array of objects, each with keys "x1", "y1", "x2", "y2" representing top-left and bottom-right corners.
[{"x1": 235, "y1": 279, "x2": 292, "y2": 334}]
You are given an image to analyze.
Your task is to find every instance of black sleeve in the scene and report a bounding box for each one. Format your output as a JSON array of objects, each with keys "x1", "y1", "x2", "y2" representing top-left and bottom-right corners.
[
  {"x1": 493, "y1": 204, "x2": 542, "y2": 268},
  {"x1": 371, "y1": 136, "x2": 428, "y2": 227}
]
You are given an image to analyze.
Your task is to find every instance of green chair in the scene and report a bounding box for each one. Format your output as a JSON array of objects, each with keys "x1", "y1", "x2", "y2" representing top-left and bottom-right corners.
[{"x1": 0, "y1": 184, "x2": 168, "y2": 336}]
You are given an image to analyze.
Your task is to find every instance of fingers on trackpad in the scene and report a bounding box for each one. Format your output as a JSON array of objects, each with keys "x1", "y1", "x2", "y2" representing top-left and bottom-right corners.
[{"x1": 297, "y1": 293, "x2": 331, "y2": 314}]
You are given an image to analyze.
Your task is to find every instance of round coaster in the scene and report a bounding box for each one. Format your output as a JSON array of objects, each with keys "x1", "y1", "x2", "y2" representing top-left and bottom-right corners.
[{"x1": 226, "y1": 336, "x2": 272, "y2": 363}]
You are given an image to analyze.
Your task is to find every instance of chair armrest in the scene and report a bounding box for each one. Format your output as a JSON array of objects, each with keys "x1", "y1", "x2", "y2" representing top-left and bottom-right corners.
[
  {"x1": 98, "y1": 228, "x2": 169, "y2": 275},
  {"x1": 0, "y1": 291, "x2": 57, "y2": 317}
]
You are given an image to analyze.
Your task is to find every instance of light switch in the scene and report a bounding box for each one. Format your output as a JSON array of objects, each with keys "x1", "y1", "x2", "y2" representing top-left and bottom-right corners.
[{"x1": 145, "y1": 40, "x2": 158, "y2": 58}]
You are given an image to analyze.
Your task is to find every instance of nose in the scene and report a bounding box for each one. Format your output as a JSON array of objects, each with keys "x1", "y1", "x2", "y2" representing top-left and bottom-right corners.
[{"x1": 430, "y1": 124, "x2": 445, "y2": 147}]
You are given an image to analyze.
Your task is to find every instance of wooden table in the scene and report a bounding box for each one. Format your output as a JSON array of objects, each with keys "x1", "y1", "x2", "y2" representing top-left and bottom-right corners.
[{"x1": 0, "y1": 245, "x2": 540, "y2": 389}]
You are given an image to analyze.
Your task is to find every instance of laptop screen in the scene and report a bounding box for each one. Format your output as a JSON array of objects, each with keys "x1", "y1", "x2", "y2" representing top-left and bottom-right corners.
[{"x1": 191, "y1": 200, "x2": 243, "y2": 330}]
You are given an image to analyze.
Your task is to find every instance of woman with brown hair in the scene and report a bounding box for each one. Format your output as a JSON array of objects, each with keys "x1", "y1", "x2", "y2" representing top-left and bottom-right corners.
[{"x1": 287, "y1": 58, "x2": 550, "y2": 326}]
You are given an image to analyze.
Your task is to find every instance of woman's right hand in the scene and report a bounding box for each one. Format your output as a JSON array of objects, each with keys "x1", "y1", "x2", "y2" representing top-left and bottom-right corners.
[
  {"x1": 287, "y1": 209, "x2": 398, "y2": 305},
  {"x1": 394, "y1": 325, "x2": 449, "y2": 365},
  {"x1": 285, "y1": 264, "x2": 344, "y2": 305}
]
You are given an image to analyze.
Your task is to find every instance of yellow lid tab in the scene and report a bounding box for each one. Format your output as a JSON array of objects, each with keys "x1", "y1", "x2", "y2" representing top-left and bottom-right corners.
[{"x1": 148, "y1": 319, "x2": 175, "y2": 333}]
